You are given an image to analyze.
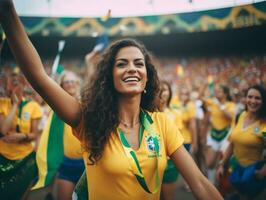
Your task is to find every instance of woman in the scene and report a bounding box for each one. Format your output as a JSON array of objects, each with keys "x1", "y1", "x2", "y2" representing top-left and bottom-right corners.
[
  {"x1": 56, "y1": 71, "x2": 84, "y2": 200},
  {"x1": 217, "y1": 85, "x2": 266, "y2": 200},
  {"x1": 0, "y1": 1, "x2": 222, "y2": 199},
  {"x1": 0, "y1": 72, "x2": 42, "y2": 199},
  {"x1": 156, "y1": 81, "x2": 183, "y2": 200},
  {"x1": 34, "y1": 71, "x2": 85, "y2": 200},
  {"x1": 179, "y1": 87, "x2": 198, "y2": 157},
  {"x1": 179, "y1": 87, "x2": 198, "y2": 191},
  {"x1": 204, "y1": 85, "x2": 236, "y2": 182}
]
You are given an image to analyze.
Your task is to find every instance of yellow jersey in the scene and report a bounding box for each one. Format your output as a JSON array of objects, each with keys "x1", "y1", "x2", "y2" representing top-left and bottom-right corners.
[
  {"x1": 206, "y1": 98, "x2": 236, "y2": 130},
  {"x1": 63, "y1": 123, "x2": 83, "y2": 159},
  {"x1": 180, "y1": 101, "x2": 196, "y2": 144},
  {"x1": 0, "y1": 98, "x2": 42, "y2": 160},
  {"x1": 229, "y1": 111, "x2": 266, "y2": 166},
  {"x1": 74, "y1": 111, "x2": 184, "y2": 200}
]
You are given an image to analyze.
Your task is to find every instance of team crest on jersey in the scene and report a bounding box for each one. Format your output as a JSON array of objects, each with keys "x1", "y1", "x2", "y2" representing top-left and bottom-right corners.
[
  {"x1": 253, "y1": 127, "x2": 260, "y2": 135},
  {"x1": 23, "y1": 112, "x2": 30, "y2": 121},
  {"x1": 145, "y1": 134, "x2": 161, "y2": 157}
]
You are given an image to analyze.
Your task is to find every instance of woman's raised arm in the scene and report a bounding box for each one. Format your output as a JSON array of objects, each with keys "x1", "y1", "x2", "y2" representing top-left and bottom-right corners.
[{"x1": 0, "y1": 1, "x2": 81, "y2": 127}]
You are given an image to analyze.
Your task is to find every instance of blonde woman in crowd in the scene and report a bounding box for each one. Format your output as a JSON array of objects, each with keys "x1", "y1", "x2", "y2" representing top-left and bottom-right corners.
[{"x1": 34, "y1": 71, "x2": 85, "y2": 200}]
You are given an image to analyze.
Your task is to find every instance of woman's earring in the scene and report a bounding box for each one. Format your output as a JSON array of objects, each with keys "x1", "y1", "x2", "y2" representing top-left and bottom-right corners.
[{"x1": 144, "y1": 89, "x2": 147, "y2": 94}]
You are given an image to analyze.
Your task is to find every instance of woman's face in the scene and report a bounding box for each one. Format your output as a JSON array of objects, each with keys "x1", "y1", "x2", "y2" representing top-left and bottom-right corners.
[
  {"x1": 113, "y1": 46, "x2": 147, "y2": 96},
  {"x1": 61, "y1": 73, "x2": 79, "y2": 96},
  {"x1": 160, "y1": 83, "x2": 170, "y2": 105},
  {"x1": 215, "y1": 86, "x2": 224, "y2": 100},
  {"x1": 246, "y1": 88, "x2": 262, "y2": 114},
  {"x1": 180, "y1": 88, "x2": 189, "y2": 103}
]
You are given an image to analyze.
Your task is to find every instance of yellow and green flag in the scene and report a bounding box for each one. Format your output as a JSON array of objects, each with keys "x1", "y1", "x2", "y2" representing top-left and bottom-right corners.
[
  {"x1": 32, "y1": 111, "x2": 65, "y2": 189},
  {"x1": 73, "y1": 171, "x2": 88, "y2": 200},
  {"x1": 207, "y1": 75, "x2": 215, "y2": 97}
]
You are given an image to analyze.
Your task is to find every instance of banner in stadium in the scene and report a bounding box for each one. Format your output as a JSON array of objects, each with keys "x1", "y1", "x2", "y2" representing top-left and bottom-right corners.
[{"x1": 5, "y1": 1, "x2": 266, "y2": 37}]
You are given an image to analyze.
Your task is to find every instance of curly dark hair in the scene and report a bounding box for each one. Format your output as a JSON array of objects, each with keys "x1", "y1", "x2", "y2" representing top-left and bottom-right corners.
[
  {"x1": 81, "y1": 38, "x2": 160, "y2": 164},
  {"x1": 245, "y1": 85, "x2": 266, "y2": 120}
]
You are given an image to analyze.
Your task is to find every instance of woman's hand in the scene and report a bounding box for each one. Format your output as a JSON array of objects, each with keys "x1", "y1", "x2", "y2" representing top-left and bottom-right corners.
[
  {"x1": 1, "y1": 132, "x2": 27, "y2": 143},
  {"x1": 0, "y1": 0, "x2": 82, "y2": 127},
  {"x1": 216, "y1": 164, "x2": 224, "y2": 183},
  {"x1": 255, "y1": 165, "x2": 266, "y2": 179},
  {"x1": 10, "y1": 89, "x2": 21, "y2": 105}
]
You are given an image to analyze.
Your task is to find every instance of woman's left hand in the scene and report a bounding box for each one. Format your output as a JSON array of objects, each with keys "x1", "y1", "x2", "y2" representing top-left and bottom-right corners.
[
  {"x1": 1, "y1": 132, "x2": 27, "y2": 143},
  {"x1": 255, "y1": 167, "x2": 266, "y2": 179}
]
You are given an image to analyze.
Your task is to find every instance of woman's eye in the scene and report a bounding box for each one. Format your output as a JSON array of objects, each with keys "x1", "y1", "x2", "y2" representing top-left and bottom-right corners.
[
  {"x1": 135, "y1": 63, "x2": 144, "y2": 67},
  {"x1": 116, "y1": 63, "x2": 126, "y2": 67}
]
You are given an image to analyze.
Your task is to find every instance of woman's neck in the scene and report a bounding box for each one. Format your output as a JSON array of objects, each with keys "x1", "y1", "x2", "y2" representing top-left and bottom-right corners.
[
  {"x1": 118, "y1": 95, "x2": 141, "y2": 126},
  {"x1": 217, "y1": 97, "x2": 226, "y2": 104},
  {"x1": 246, "y1": 111, "x2": 259, "y2": 121},
  {"x1": 160, "y1": 105, "x2": 167, "y2": 112}
]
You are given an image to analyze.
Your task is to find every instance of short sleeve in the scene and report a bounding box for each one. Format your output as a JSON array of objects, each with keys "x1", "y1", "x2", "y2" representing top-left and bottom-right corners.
[
  {"x1": 228, "y1": 112, "x2": 243, "y2": 142},
  {"x1": 163, "y1": 114, "x2": 184, "y2": 156},
  {"x1": 31, "y1": 101, "x2": 43, "y2": 119},
  {"x1": 225, "y1": 102, "x2": 237, "y2": 116},
  {"x1": 187, "y1": 101, "x2": 196, "y2": 119},
  {"x1": 258, "y1": 124, "x2": 266, "y2": 139}
]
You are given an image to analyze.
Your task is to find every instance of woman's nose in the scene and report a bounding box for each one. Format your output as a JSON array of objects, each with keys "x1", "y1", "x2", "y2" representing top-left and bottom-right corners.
[{"x1": 127, "y1": 63, "x2": 137, "y2": 73}]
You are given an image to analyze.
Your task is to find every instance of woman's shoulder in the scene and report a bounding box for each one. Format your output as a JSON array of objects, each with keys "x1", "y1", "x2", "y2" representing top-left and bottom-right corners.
[
  {"x1": 146, "y1": 111, "x2": 174, "y2": 129},
  {"x1": 259, "y1": 119, "x2": 266, "y2": 129},
  {"x1": 28, "y1": 99, "x2": 41, "y2": 107},
  {"x1": 146, "y1": 111, "x2": 168, "y2": 121}
]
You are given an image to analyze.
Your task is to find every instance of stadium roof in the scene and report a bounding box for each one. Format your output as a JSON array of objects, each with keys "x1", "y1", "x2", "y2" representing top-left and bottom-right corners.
[{"x1": 15, "y1": 0, "x2": 265, "y2": 17}]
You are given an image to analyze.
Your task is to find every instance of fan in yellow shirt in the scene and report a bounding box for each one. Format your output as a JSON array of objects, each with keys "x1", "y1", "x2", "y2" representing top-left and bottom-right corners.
[
  {"x1": 75, "y1": 110, "x2": 184, "y2": 200},
  {"x1": 204, "y1": 85, "x2": 236, "y2": 180},
  {"x1": 217, "y1": 85, "x2": 266, "y2": 199},
  {"x1": 179, "y1": 88, "x2": 197, "y2": 153},
  {"x1": 155, "y1": 81, "x2": 183, "y2": 200},
  {"x1": 178, "y1": 87, "x2": 198, "y2": 192},
  {"x1": 0, "y1": 74, "x2": 42, "y2": 200}
]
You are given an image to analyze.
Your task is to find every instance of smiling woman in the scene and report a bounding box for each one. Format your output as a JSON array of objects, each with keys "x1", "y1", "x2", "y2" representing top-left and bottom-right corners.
[
  {"x1": 217, "y1": 85, "x2": 266, "y2": 199},
  {"x1": 113, "y1": 46, "x2": 147, "y2": 96},
  {"x1": 0, "y1": 1, "x2": 223, "y2": 199},
  {"x1": 81, "y1": 39, "x2": 159, "y2": 163},
  {"x1": 246, "y1": 87, "x2": 264, "y2": 116}
]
